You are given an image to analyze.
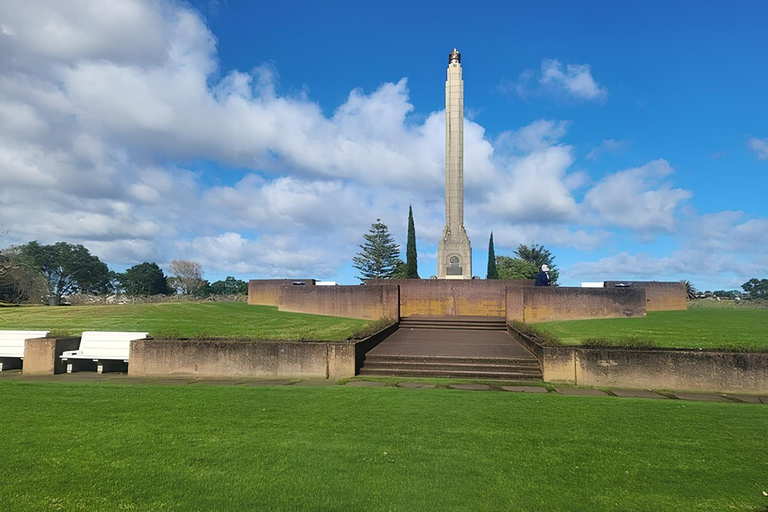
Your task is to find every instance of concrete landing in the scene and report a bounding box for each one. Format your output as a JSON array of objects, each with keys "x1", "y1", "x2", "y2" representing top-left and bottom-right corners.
[{"x1": 368, "y1": 328, "x2": 535, "y2": 359}]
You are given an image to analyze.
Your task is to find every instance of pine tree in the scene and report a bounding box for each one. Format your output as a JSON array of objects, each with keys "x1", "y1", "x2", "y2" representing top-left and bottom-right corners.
[
  {"x1": 515, "y1": 242, "x2": 559, "y2": 284},
  {"x1": 352, "y1": 219, "x2": 401, "y2": 282},
  {"x1": 486, "y1": 232, "x2": 499, "y2": 279},
  {"x1": 405, "y1": 205, "x2": 419, "y2": 279}
]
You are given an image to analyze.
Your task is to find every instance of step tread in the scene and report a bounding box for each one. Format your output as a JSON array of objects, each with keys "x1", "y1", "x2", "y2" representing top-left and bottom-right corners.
[{"x1": 359, "y1": 369, "x2": 542, "y2": 379}]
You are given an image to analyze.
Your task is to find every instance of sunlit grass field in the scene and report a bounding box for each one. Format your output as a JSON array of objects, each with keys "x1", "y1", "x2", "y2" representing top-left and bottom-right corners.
[
  {"x1": 533, "y1": 309, "x2": 768, "y2": 350},
  {"x1": 0, "y1": 302, "x2": 368, "y2": 341},
  {"x1": 1, "y1": 380, "x2": 766, "y2": 511}
]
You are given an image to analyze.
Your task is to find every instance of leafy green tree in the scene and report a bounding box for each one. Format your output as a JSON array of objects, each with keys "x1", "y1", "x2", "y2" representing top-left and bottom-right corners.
[
  {"x1": 742, "y1": 278, "x2": 768, "y2": 299},
  {"x1": 486, "y1": 232, "x2": 499, "y2": 279},
  {"x1": 405, "y1": 206, "x2": 419, "y2": 279},
  {"x1": 118, "y1": 262, "x2": 170, "y2": 296},
  {"x1": 209, "y1": 276, "x2": 248, "y2": 295},
  {"x1": 352, "y1": 219, "x2": 401, "y2": 282},
  {"x1": 515, "y1": 242, "x2": 559, "y2": 285},
  {"x1": 20, "y1": 241, "x2": 112, "y2": 305},
  {"x1": 496, "y1": 256, "x2": 538, "y2": 280}
]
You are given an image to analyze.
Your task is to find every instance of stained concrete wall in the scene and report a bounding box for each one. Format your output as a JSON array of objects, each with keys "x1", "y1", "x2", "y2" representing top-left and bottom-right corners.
[
  {"x1": 521, "y1": 287, "x2": 646, "y2": 323},
  {"x1": 367, "y1": 279, "x2": 533, "y2": 318},
  {"x1": 22, "y1": 337, "x2": 81, "y2": 375},
  {"x1": 248, "y1": 279, "x2": 316, "y2": 306},
  {"x1": 604, "y1": 281, "x2": 687, "y2": 311},
  {"x1": 510, "y1": 326, "x2": 768, "y2": 393},
  {"x1": 129, "y1": 339, "x2": 356, "y2": 379},
  {"x1": 279, "y1": 285, "x2": 399, "y2": 320}
]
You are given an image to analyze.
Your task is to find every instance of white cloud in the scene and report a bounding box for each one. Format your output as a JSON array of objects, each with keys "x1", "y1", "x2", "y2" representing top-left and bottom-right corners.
[
  {"x1": 748, "y1": 137, "x2": 768, "y2": 160},
  {"x1": 584, "y1": 159, "x2": 692, "y2": 232},
  {"x1": 0, "y1": 0, "x2": 761, "y2": 288},
  {"x1": 585, "y1": 139, "x2": 630, "y2": 161},
  {"x1": 512, "y1": 59, "x2": 607, "y2": 102}
]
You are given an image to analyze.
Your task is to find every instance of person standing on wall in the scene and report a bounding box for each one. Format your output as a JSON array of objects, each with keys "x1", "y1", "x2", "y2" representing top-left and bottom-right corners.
[{"x1": 535, "y1": 264, "x2": 551, "y2": 287}]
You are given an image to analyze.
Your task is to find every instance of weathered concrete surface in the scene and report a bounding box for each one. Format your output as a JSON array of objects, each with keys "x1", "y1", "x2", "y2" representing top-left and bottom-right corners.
[
  {"x1": 604, "y1": 281, "x2": 687, "y2": 311},
  {"x1": 521, "y1": 287, "x2": 646, "y2": 323},
  {"x1": 248, "y1": 279, "x2": 316, "y2": 306},
  {"x1": 129, "y1": 339, "x2": 357, "y2": 379},
  {"x1": 23, "y1": 337, "x2": 81, "y2": 375},
  {"x1": 512, "y1": 325, "x2": 768, "y2": 394},
  {"x1": 367, "y1": 280, "x2": 532, "y2": 318},
  {"x1": 279, "y1": 285, "x2": 399, "y2": 320}
]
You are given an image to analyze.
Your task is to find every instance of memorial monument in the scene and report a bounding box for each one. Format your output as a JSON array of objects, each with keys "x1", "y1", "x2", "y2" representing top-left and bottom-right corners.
[{"x1": 437, "y1": 48, "x2": 472, "y2": 279}]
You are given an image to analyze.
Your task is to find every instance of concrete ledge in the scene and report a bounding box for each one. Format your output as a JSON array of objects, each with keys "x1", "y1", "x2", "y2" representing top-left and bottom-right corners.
[
  {"x1": 520, "y1": 287, "x2": 646, "y2": 323},
  {"x1": 23, "y1": 337, "x2": 81, "y2": 375},
  {"x1": 604, "y1": 281, "x2": 687, "y2": 311},
  {"x1": 510, "y1": 326, "x2": 768, "y2": 394},
  {"x1": 279, "y1": 285, "x2": 399, "y2": 320}
]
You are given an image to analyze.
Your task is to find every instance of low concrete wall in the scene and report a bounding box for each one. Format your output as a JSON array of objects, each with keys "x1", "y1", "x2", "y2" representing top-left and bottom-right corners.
[
  {"x1": 522, "y1": 287, "x2": 646, "y2": 322},
  {"x1": 367, "y1": 279, "x2": 532, "y2": 318},
  {"x1": 279, "y1": 285, "x2": 399, "y2": 320},
  {"x1": 23, "y1": 337, "x2": 81, "y2": 375},
  {"x1": 129, "y1": 339, "x2": 357, "y2": 379},
  {"x1": 604, "y1": 281, "x2": 687, "y2": 311},
  {"x1": 510, "y1": 326, "x2": 768, "y2": 393},
  {"x1": 248, "y1": 279, "x2": 316, "y2": 306}
]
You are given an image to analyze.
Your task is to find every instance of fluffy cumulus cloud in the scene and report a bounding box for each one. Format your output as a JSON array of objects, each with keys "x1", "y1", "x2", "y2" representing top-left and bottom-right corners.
[
  {"x1": 583, "y1": 160, "x2": 692, "y2": 232},
  {"x1": 748, "y1": 137, "x2": 768, "y2": 160},
  {"x1": 510, "y1": 59, "x2": 607, "y2": 102},
  {"x1": 0, "y1": 0, "x2": 762, "y2": 287}
]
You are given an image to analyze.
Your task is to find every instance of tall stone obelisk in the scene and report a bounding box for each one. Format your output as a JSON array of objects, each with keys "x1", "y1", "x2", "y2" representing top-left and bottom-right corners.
[{"x1": 437, "y1": 48, "x2": 472, "y2": 279}]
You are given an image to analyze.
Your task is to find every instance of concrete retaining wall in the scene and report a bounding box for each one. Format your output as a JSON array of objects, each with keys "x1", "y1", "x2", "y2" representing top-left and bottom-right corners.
[
  {"x1": 22, "y1": 337, "x2": 81, "y2": 375},
  {"x1": 604, "y1": 281, "x2": 687, "y2": 311},
  {"x1": 520, "y1": 287, "x2": 646, "y2": 322},
  {"x1": 511, "y1": 326, "x2": 768, "y2": 393},
  {"x1": 248, "y1": 279, "x2": 316, "y2": 306},
  {"x1": 279, "y1": 285, "x2": 399, "y2": 320},
  {"x1": 368, "y1": 279, "x2": 533, "y2": 318},
  {"x1": 129, "y1": 339, "x2": 357, "y2": 379}
]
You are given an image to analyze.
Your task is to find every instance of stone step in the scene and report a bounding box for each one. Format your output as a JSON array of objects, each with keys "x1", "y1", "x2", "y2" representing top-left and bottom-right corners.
[
  {"x1": 363, "y1": 364, "x2": 542, "y2": 377},
  {"x1": 363, "y1": 359, "x2": 540, "y2": 372},
  {"x1": 399, "y1": 324, "x2": 507, "y2": 331},
  {"x1": 359, "y1": 368, "x2": 543, "y2": 380},
  {"x1": 364, "y1": 355, "x2": 538, "y2": 366}
]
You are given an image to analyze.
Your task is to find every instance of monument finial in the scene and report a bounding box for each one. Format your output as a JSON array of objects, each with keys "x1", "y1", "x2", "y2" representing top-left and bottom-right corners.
[{"x1": 449, "y1": 48, "x2": 461, "y2": 65}]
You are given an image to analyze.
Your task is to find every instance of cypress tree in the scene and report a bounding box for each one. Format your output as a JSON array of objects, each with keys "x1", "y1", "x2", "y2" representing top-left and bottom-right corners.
[
  {"x1": 405, "y1": 205, "x2": 419, "y2": 279},
  {"x1": 487, "y1": 232, "x2": 499, "y2": 279}
]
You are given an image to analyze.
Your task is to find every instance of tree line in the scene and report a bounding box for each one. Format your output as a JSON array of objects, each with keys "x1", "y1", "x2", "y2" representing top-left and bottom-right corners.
[
  {"x1": 0, "y1": 241, "x2": 247, "y2": 305},
  {"x1": 352, "y1": 209, "x2": 558, "y2": 284}
]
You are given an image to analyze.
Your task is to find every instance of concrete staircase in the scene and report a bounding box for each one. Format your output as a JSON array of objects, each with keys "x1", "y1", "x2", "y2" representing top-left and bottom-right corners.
[
  {"x1": 397, "y1": 316, "x2": 508, "y2": 331},
  {"x1": 359, "y1": 316, "x2": 542, "y2": 380}
]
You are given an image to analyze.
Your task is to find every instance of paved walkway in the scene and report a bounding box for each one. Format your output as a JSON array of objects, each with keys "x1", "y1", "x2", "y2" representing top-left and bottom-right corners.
[
  {"x1": 368, "y1": 328, "x2": 535, "y2": 359},
  {"x1": 0, "y1": 371, "x2": 765, "y2": 404}
]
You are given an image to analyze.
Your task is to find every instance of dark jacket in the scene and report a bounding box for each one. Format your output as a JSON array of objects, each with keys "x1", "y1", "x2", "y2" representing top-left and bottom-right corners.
[{"x1": 534, "y1": 270, "x2": 550, "y2": 287}]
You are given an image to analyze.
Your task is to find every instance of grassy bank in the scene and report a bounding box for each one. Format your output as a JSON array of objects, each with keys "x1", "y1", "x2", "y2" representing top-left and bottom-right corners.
[
  {"x1": 533, "y1": 309, "x2": 768, "y2": 350},
  {"x1": 0, "y1": 381, "x2": 765, "y2": 511},
  {"x1": 0, "y1": 302, "x2": 368, "y2": 341}
]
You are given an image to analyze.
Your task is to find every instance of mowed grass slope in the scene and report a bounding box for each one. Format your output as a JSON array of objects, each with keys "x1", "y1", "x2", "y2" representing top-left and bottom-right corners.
[
  {"x1": 0, "y1": 302, "x2": 368, "y2": 340},
  {"x1": 0, "y1": 381, "x2": 766, "y2": 511},
  {"x1": 534, "y1": 309, "x2": 768, "y2": 350}
]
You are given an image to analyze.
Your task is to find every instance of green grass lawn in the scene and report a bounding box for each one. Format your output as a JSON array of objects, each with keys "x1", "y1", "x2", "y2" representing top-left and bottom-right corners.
[
  {"x1": 0, "y1": 381, "x2": 765, "y2": 511},
  {"x1": 532, "y1": 309, "x2": 768, "y2": 350},
  {"x1": 0, "y1": 302, "x2": 368, "y2": 341}
]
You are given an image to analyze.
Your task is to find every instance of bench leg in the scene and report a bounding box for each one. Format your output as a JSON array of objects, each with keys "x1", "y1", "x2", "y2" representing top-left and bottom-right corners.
[
  {"x1": 0, "y1": 357, "x2": 23, "y2": 372},
  {"x1": 96, "y1": 360, "x2": 129, "y2": 374},
  {"x1": 62, "y1": 359, "x2": 97, "y2": 373}
]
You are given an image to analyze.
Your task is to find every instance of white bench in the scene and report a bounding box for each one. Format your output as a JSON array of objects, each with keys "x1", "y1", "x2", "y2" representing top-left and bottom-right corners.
[
  {"x1": 0, "y1": 330, "x2": 50, "y2": 371},
  {"x1": 60, "y1": 331, "x2": 148, "y2": 373}
]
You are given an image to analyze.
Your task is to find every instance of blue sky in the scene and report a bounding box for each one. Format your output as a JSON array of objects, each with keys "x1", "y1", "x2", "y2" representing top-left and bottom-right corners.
[{"x1": 1, "y1": 0, "x2": 766, "y2": 290}]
